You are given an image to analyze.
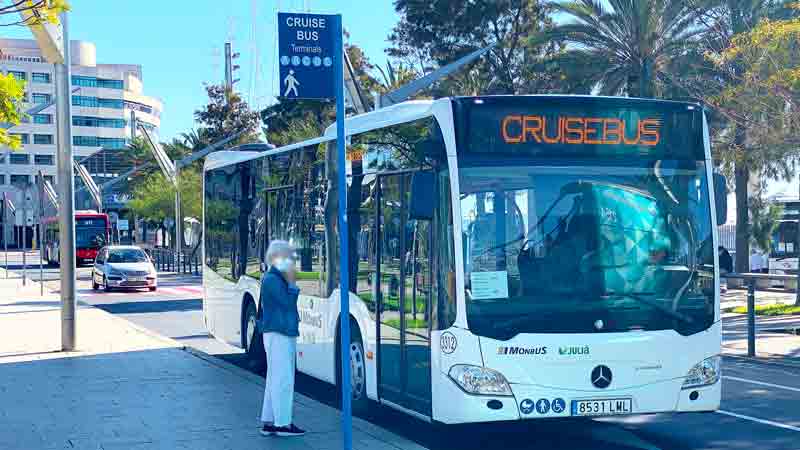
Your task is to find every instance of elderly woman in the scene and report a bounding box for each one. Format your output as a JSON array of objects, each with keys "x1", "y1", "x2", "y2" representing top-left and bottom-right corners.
[{"x1": 259, "y1": 240, "x2": 306, "y2": 437}]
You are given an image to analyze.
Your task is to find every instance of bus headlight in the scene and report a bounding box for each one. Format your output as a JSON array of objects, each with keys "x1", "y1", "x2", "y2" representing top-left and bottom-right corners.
[
  {"x1": 448, "y1": 365, "x2": 513, "y2": 396},
  {"x1": 682, "y1": 356, "x2": 720, "y2": 389}
]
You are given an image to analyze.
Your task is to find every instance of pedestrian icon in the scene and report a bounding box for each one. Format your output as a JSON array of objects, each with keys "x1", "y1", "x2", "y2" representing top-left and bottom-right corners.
[
  {"x1": 535, "y1": 398, "x2": 550, "y2": 414},
  {"x1": 284, "y1": 70, "x2": 300, "y2": 97}
]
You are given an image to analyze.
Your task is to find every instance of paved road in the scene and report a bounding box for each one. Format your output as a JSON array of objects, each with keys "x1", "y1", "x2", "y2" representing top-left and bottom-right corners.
[{"x1": 7, "y1": 250, "x2": 800, "y2": 449}]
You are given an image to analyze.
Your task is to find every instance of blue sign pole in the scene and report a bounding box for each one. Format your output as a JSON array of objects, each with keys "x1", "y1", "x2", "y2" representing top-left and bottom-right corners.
[
  {"x1": 278, "y1": 12, "x2": 350, "y2": 449},
  {"x1": 332, "y1": 14, "x2": 352, "y2": 450}
]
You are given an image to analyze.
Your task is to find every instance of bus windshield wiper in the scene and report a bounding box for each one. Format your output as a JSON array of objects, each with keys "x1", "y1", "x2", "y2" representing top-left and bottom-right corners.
[{"x1": 602, "y1": 292, "x2": 694, "y2": 325}]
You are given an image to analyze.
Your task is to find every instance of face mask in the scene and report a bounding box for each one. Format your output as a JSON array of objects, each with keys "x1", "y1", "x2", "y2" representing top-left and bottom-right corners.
[{"x1": 274, "y1": 258, "x2": 294, "y2": 273}]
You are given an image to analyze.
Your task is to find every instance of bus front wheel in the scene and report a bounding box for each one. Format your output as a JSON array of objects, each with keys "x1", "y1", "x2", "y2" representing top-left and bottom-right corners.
[
  {"x1": 242, "y1": 300, "x2": 265, "y2": 369},
  {"x1": 337, "y1": 320, "x2": 369, "y2": 416}
]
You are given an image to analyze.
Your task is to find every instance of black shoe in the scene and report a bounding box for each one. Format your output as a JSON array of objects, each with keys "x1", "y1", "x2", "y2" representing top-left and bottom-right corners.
[
  {"x1": 274, "y1": 424, "x2": 306, "y2": 437},
  {"x1": 260, "y1": 424, "x2": 276, "y2": 436}
]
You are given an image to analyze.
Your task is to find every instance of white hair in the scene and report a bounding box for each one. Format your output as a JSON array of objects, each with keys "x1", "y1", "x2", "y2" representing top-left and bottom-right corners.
[{"x1": 266, "y1": 240, "x2": 294, "y2": 265}]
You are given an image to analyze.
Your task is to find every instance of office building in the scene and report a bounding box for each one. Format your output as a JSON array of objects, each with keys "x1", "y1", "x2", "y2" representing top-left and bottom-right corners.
[{"x1": 0, "y1": 39, "x2": 162, "y2": 248}]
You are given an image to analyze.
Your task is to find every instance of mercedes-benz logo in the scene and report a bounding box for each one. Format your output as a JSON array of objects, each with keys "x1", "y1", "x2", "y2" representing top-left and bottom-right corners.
[{"x1": 591, "y1": 365, "x2": 612, "y2": 389}]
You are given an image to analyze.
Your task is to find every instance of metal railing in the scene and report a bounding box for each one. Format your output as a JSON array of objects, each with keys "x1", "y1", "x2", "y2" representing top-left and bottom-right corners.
[
  {"x1": 724, "y1": 272, "x2": 798, "y2": 357},
  {"x1": 150, "y1": 247, "x2": 201, "y2": 276}
]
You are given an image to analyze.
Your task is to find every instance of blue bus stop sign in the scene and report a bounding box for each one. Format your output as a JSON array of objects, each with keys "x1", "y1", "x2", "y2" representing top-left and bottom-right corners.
[{"x1": 278, "y1": 12, "x2": 337, "y2": 100}]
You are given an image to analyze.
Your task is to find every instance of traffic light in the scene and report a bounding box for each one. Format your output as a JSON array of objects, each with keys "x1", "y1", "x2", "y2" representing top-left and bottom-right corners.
[{"x1": 224, "y1": 42, "x2": 241, "y2": 93}]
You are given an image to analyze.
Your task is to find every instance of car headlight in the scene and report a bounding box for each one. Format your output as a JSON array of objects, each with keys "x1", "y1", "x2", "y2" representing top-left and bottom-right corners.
[
  {"x1": 682, "y1": 356, "x2": 721, "y2": 389},
  {"x1": 448, "y1": 364, "x2": 513, "y2": 396}
]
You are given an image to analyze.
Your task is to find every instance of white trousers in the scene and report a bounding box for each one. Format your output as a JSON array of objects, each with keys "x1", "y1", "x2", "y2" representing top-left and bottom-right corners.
[{"x1": 261, "y1": 332, "x2": 297, "y2": 427}]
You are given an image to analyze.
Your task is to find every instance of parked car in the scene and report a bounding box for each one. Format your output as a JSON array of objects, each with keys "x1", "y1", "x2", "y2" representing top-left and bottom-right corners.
[{"x1": 92, "y1": 245, "x2": 157, "y2": 292}]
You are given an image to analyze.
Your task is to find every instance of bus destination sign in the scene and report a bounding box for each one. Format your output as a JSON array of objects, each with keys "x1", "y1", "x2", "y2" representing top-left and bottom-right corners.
[{"x1": 458, "y1": 98, "x2": 705, "y2": 160}]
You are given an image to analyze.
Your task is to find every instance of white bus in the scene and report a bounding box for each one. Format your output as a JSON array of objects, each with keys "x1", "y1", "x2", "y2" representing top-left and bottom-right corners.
[
  {"x1": 768, "y1": 198, "x2": 799, "y2": 288},
  {"x1": 203, "y1": 95, "x2": 725, "y2": 424}
]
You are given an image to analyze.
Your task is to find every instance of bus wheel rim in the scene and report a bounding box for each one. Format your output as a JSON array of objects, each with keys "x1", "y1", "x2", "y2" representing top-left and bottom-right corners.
[{"x1": 350, "y1": 342, "x2": 365, "y2": 399}]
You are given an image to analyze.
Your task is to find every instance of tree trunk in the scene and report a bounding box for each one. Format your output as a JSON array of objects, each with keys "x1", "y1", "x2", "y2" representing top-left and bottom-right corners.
[
  {"x1": 734, "y1": 160, "x2": 750, "y2": 274},
  {"x1": 796, "y1": 174, "x2": 800, "y2": 305},
  {"x1": 323, "y1": 142, "x2": 339, "y2": 297},
  {"x1": 347, "y1": 163, "x2": 363, "y2": 293}
]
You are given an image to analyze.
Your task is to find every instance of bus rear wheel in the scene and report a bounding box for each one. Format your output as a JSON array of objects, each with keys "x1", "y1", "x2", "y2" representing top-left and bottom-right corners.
[{"x1": 337, "y1": 321, "x2": 369, "y2": 416}]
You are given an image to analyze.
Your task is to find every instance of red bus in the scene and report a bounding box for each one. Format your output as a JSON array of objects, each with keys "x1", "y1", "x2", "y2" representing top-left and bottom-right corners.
[{"x1": 42, "y1": 211, "x2": 111, "y2": 266}]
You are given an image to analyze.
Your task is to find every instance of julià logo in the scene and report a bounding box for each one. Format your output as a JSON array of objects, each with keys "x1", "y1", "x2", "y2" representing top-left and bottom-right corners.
[
  {"x1": 559, "y1": 346, "x2": 590, "y2": 356},
  {"x1": 497, "y1": 346, "x2": 547, "y2": 356}
]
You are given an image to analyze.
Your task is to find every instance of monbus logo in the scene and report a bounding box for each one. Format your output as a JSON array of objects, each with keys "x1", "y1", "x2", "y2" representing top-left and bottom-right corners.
[{"x1": 497, "y1": 346, "x2": 547, "y2": 356}]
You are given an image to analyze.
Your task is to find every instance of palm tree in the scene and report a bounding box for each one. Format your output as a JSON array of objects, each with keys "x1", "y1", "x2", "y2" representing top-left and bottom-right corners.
[
  {"x1": 535, "y1": 0, "x2": 703, "y2": 98},
  {"x1": 180, "y1": 129, "x2": 210, "y2": 152}
]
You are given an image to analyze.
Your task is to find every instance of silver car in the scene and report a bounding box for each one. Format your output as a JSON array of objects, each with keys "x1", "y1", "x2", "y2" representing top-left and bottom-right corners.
[{"x1": 92, "y1": 245, "x2": 157, "y2": 292}]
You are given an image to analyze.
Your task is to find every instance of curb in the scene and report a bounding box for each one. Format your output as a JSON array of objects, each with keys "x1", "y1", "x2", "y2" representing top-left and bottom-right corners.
[{"x1": 722, "y1": 351, "x2": 800, "y2": 369}]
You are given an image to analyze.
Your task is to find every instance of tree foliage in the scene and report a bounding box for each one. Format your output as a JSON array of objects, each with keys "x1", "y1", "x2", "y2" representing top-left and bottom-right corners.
[
  {"x1": 194, "y1": 84, "x2": 261, "y2": 145},
  {"x1": 389, "y1": 0, "x2": 562, "y2": 95},
  {"x1": 127, "y1": 169, "x2": 201, "y2": 224},
  {"x1": 0, "y1": 0, "x2": 69, "y2": 26},
  {"x1": 0, "y1": 73, "x2": 24, "y2": 149},
  {"x1": 533, "y1": 0, "x2": 707, "y2": 98},
  {"x1": 708, "y1": 11, "x2": 800, "y2": 153},
  {"x1": 749, "y1": 194, "x2": 784, "y2": 251}
]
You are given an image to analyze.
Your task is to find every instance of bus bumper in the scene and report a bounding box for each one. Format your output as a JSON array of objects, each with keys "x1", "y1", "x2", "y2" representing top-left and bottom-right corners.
[{"x1": 433, "y1": 372, "x2": 720, "y2": 424}]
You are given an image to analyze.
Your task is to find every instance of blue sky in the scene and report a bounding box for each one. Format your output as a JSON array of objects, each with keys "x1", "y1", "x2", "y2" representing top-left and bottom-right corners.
[{"x1": 6, "y1": 0, "x2": 400, "y2": 141}]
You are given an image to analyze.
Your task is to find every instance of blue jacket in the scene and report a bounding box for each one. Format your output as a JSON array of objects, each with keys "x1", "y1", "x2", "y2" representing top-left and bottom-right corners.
[{"x1": 257, "y1": 267, "x2": 300, "y2": 337}]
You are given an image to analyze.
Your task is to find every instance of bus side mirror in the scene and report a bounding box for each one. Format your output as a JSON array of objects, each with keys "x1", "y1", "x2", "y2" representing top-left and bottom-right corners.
[
  {"x1": 713, "y1": 173, "x2": 727, "y2": 225},
  {"x1": 409, "y1": 171, "x2": 435, "y2": 220}
]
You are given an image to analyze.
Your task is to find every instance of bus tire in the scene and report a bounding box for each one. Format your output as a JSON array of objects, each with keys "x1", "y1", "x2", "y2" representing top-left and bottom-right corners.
[
  {"x1": 337, "y1": 319, "x2": 369, "y2": 416},
  {"x1": 242, "y1": 299, "x2": 265, "y2": 366}
]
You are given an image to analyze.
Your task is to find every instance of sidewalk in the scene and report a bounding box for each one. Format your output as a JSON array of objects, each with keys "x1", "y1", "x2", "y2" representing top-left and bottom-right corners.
[
  {"x1": 0, "y1": 269, "x2": 424, "y2": 450},
  {"x1": 721, "y1": 288, "x2": 800, "y2": 362}
]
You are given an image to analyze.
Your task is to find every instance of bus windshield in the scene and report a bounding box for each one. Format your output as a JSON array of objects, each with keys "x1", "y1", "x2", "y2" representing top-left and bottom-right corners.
[
  {"x1": 76, "y1": 218, "x2": 107, "y2": 249},
  {"x1": 772, "y1": 221, "x2": 798, "y2": 259},
  {"x1": 459, "y1": 162, "x2": 715, "y2": 339}
]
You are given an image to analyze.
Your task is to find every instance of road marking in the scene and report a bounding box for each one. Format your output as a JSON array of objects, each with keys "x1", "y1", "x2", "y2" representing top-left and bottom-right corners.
[
  {"x1": 723, "y1": 375, "x2": 800, "y2": 393},
  {"x1": 717, "y1": 410, "x2": 800, "y2": 432}
]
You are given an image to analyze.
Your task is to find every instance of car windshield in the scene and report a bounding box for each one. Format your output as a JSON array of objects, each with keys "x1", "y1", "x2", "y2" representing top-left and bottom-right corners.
[
  {"x1": 107, "y1": 249, "x2": 148, "y2": 263},
  {"x1": 459, "y1": 161, "x2": 715, "y2": 339}
]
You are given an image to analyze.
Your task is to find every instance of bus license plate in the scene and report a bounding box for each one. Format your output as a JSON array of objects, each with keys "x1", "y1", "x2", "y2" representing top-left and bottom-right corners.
[{"x1": 572, "y1": 398, "x2": 632, "y2": 416}]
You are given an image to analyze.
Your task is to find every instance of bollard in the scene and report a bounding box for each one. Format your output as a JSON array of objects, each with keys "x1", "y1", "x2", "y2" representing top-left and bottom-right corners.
[{"x1": 747, "y1": 278, "x2": 756, "y2": 357}]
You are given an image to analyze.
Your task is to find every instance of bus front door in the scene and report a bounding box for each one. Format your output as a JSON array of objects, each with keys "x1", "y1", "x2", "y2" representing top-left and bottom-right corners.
[{"x1": 376, "y1": 173, "x2": 432, "y2": 417}]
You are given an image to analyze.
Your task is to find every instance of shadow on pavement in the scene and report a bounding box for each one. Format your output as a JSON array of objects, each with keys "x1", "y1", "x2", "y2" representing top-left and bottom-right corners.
[{"x1": 92, "y1": 299, "x2": 201, "y2": 314}]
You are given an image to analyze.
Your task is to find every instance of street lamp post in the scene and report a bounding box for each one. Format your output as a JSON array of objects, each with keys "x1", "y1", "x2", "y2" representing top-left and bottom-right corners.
[{"x1": 55, "y1": 12, "x2": 77, "y2": 351}]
